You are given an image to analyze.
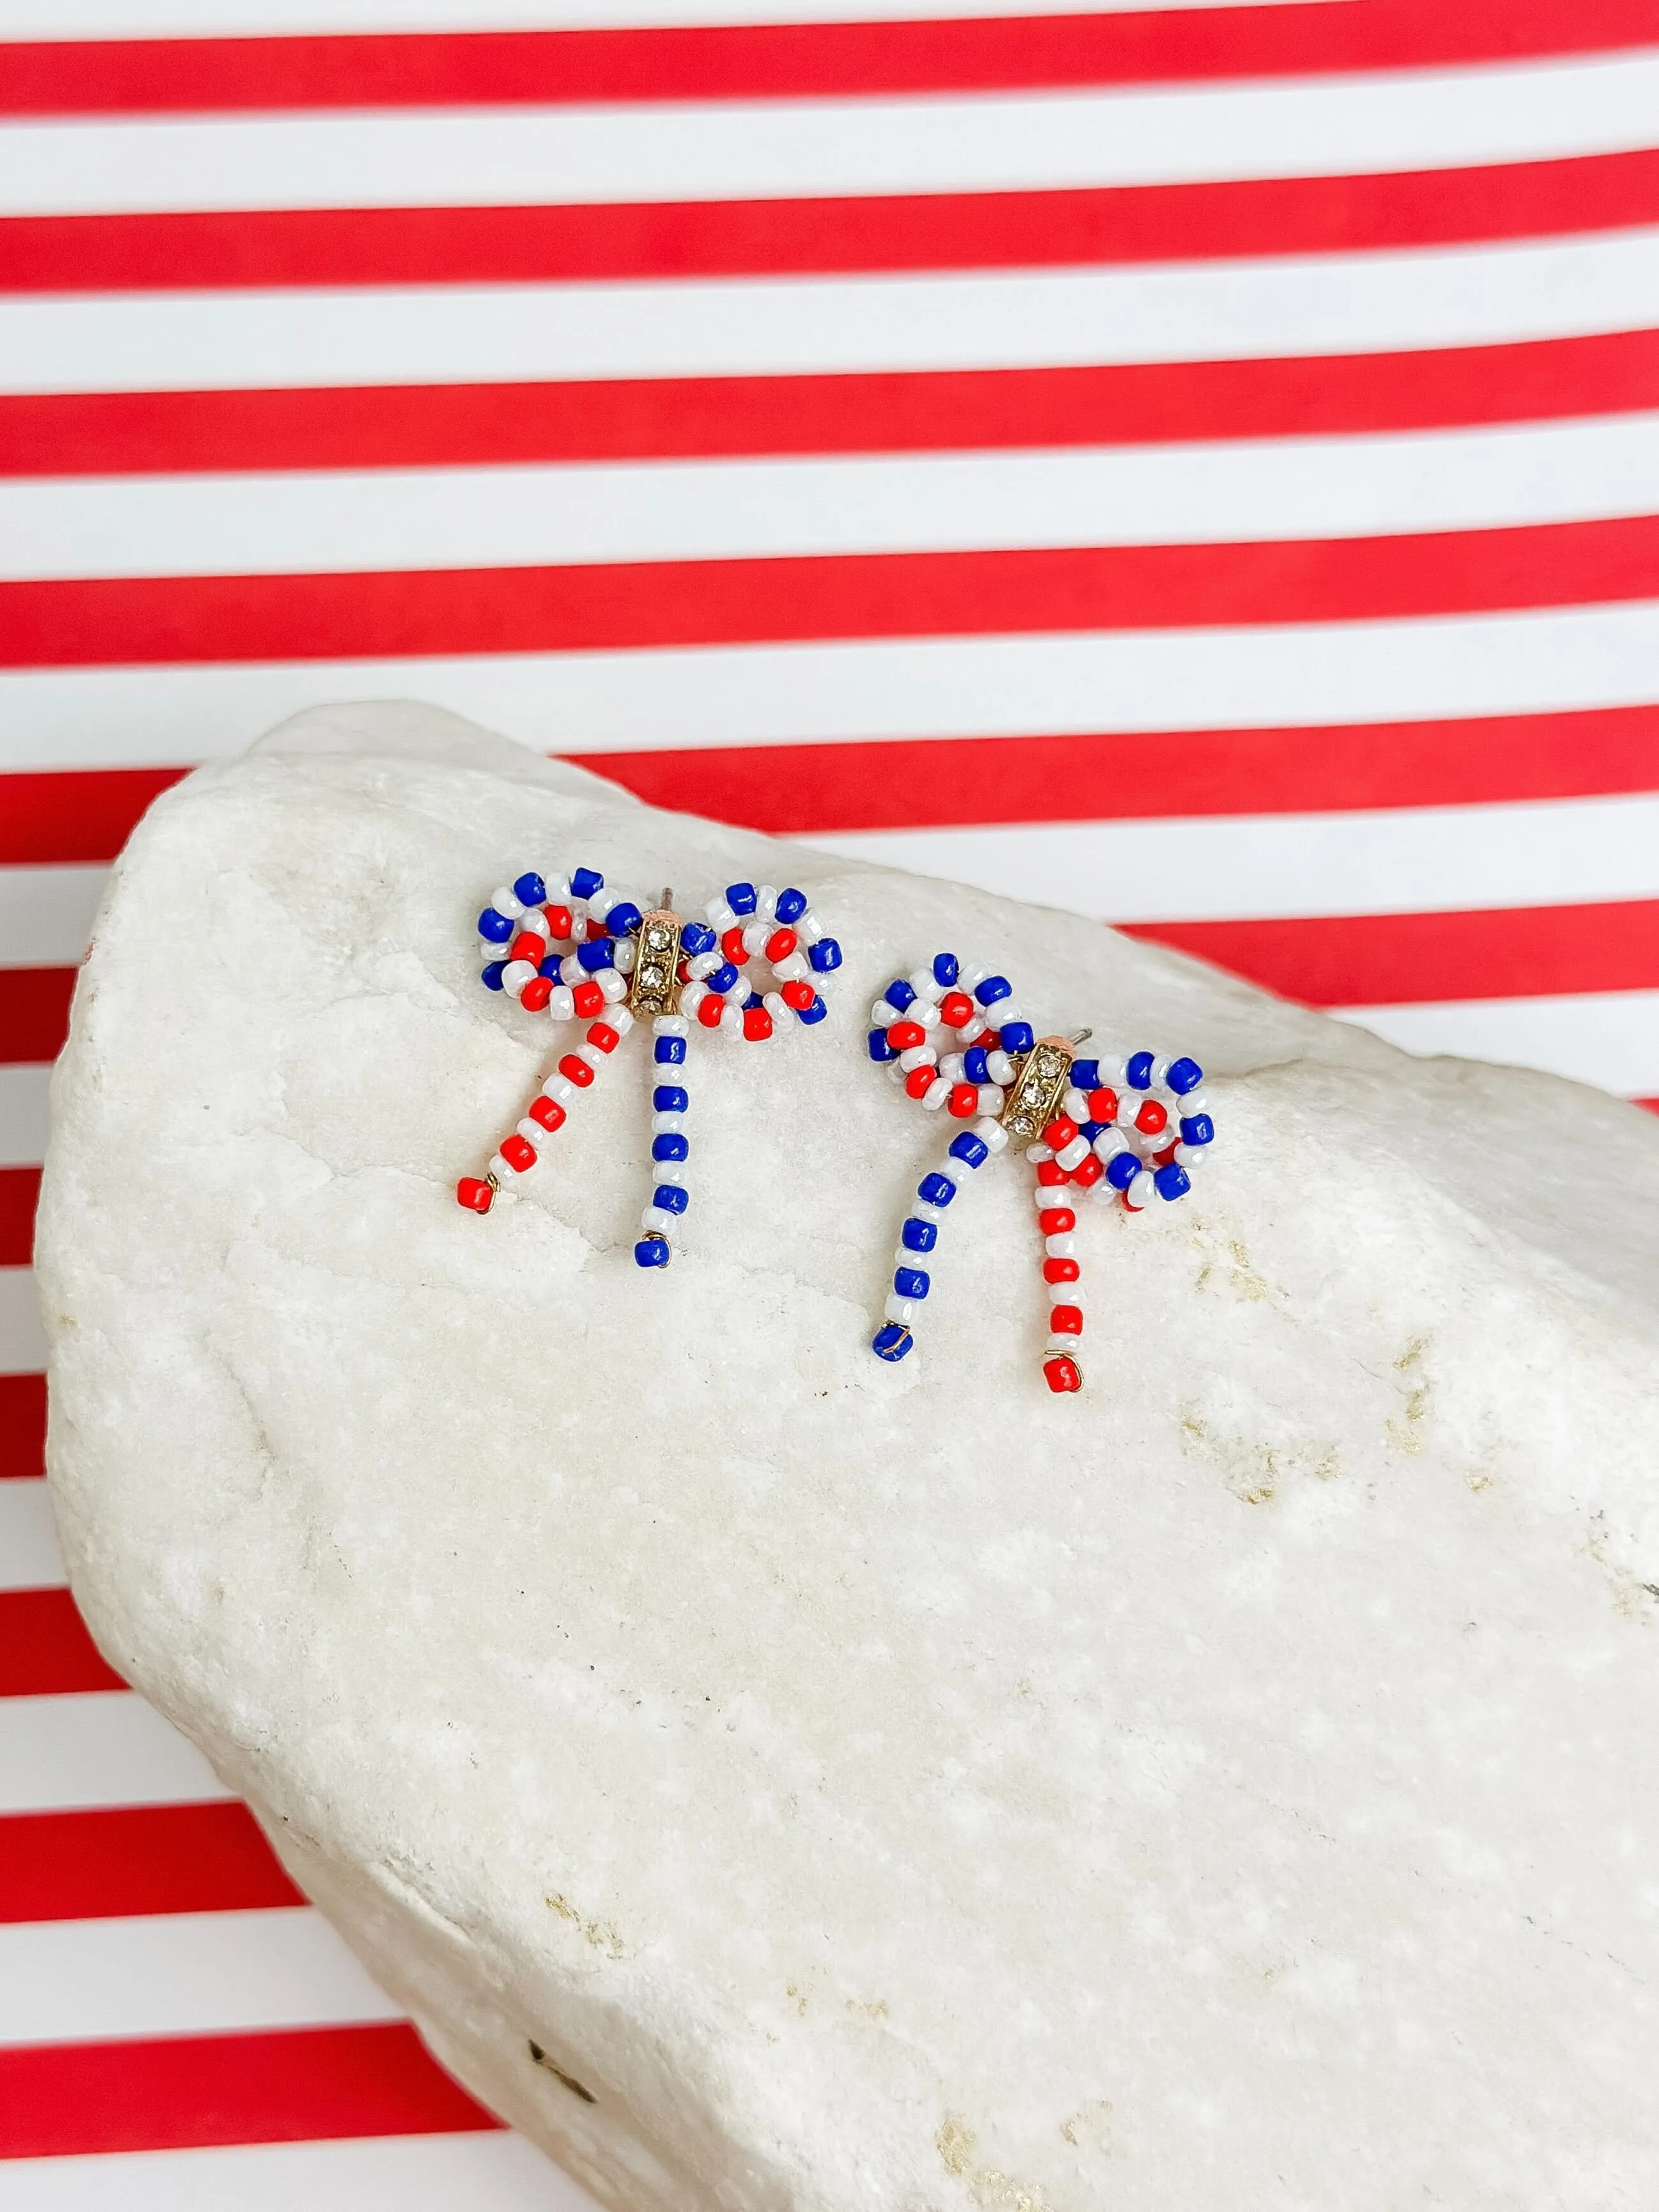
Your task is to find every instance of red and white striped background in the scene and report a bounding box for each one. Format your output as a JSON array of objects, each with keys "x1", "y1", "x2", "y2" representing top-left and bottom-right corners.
[{"x1": 3, "y1": 0, "x2": 1658, "y2": 2195}]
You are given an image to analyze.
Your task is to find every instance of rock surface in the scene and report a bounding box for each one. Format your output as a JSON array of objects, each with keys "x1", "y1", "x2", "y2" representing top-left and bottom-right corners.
[{"x1": 38, "y1": 701, "x2": 1659, "y2": 2211}]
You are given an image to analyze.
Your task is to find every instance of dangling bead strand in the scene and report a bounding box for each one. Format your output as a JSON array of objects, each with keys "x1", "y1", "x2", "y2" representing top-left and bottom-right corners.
[
  {"x1": 871, "y1": 1115, "x2": 1007, "y2": 1361},
  {"x1": 635, "y1": 1013, "x2": 690, "y2": 1267}
]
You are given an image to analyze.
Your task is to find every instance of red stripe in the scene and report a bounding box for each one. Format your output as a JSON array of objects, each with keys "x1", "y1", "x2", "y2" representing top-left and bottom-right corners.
[
  {"x1": 0, "y1": 765, "x2": 182, "y2": 864},
  {"x1": 0, "y1": 1167, "x2": 38, "y2": 1268},
  {"x1": 4, "y1": 150, "x2": 1656, "y2": 293},
  {"x1": 6, "y1": 515, "x2": 1657, "y2": 669},
  {"x1": 0, "y1": 968, "x2": 75, "y2": 1063},
  {"x1": 0, "y1": 1586, "x2": 125, "y2": 1697},
  {"x1": 1638, "y1": 1095, "x2": 1659, "y2": 1109},
  {"x1": 0, "y1": 1800, "x2": 304, "y2": 1924},
  {"x1": 7, "y1": 331, "x2": 1659, "y2": 478},
  {"x1": 3, "y1": 1, "x2": 1655, "y2": 114},
  {"x1": 1123, "y1": 896, "x2": 1659, "y2": 1005},
  {"x1": 0, "y1": 1374, "x2": 45, "y2": 1481},
  {"x1": 0, "y1": 2022, "x2": 501, "y2": 2158},
  {"x1": 584, "y1": 703, "x2": 1659, "y2": 832}
]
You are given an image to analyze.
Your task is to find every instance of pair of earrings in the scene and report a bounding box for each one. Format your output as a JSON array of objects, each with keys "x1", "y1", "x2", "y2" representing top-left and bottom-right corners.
[{"x1": 456, "y1": 869, "x2": 1215, "y2": 1390}]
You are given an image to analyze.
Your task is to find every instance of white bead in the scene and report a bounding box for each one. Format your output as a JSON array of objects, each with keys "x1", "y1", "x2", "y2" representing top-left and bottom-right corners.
[
  {"x1": 740, "y1": 920, "x2": 769, "y2": 956},
  {"x1": 490, "y1": 885, "x2": 524, "y2": 920},
  {"x1": 598, "y1": 969, "x2": 628, "y2": 1004},
  {"x1": 994, "y1": 998, "x2": 1022, "y2": 1025},
  {"x1": 486, "y1": 1151, "x2": 514, "y2": 1181},
  {"x1": 974, "y1": 1117, "x2": 1009, "y2": 1153},
  {"x1": 706, "y1": 898, "x2": 735, "y2": 930},
  {"x1": 772, "y1": 951, "x2": 810, "y2": 983},
  {"x1": 655, "y1": 1162, "x2": 688, "y2": 1188},
  {"x1": 1174, "y1": 1143, "x2": 1205, "y2": 1169},
  {"x1": 922, "y1": 1077, "x2": 951, "y2": 1109},
  {"x1": 543, "y1": 875, "x2": 570, "y2": 903},
  {"x1": 518, "y1": 910, "x2": 552, "y2": 940},
  {"x1": 501, "y1": 960, "x2": 538, "y2": 993},
  {"x1": 756, "y1": 885, "x2": 779, "y2": 917},
  {"x1": 652, "y1": 1112, "x2": 686, "y2": 1135},
  {"x1": 959, "y1": 1017, "x2": 988, "y2": 1046},
  {"x1": 798, "y1": 910, "x2": 825, "y2": 944},
  {"x1": 611, "y1": 937, "x2": 637, "y2": 974},
  {"x1": 1046, "y1": 1334, "x2": 1081, "y2": 1355},
  {"x1": 547, "y1": 985, "x2": 575, "y2": 1022},
  {"x1": 871, "y1": 999, "x2": 898, "y2": 1026},
  {"x1": 642, "y1": 1204, "x2": 679, "y2": 1235},
  {"x1": 976, "y1": 1086, "x2": 1004, "y2": 1118},
  {"x1": 1027, "y1": 1142, "x2": 1054, "y2": 1164},
  {"x1": 588, "y1": 886, "x2": 617, "y2": 921},
  {"x1": 1122, "y1": 1176, "x2": 1149, "y2": 1210},
  {"x1": 916, "y1": 999, "x2": 943, "y2": 1030},
  {"x1": 939, "y1": 1053, "x2": 967, "y2": 1083},
  {"x1": 557, "y1": 953, "x2": 583, "y2": 985},
  {"x1": 986, "y1": 1050, "x2": 1015, "y2": 1085},
  {"x1": 546, "y1": 1075, "x2": 578, "y2": 1106},
  {"x1": 908, "y1": 966, "x2": 944, "y2": 1001},
  {"x1": 1055, "y1": 1135, "x2": 1089, "y2": 1171},
  {"x1": 687, "y1": 949, "x2": 720, "y2": 980},
  {"x1": 898, "y1": 1045, "x2": 937, "y2": 1074},
  {"x1": 1180, "y1": 1091, "x2": 1210, "y2": 1117},
  {"x1": 1032, "y1": 1182, "x2": 1059, "y2": 1208},
  {"x1": 607, "y1": 1005, "x2": 635, "y2": 1036},
  {"x1": 960, "y1": 963, "x2": 988, "y2": 988},
  {"x1": 1063, "y1": 1086, "x2": 1089, "y2": 1122},
  {"x1": 680, "y1": 981, "x2": 709, "y2": 1015},
  {"x1": 654, "y1": 1013, "x2": 689, "y2": 1038},
  {"x1": 912, "y1": 1199, "x2": 945, "y2": 1224},
  {"x1": 935, "y1": 1157, "x2": 968, "y2": 1186},
  {"x1": 1047, "y1": 1278, "x2": 1080, "y2": 1305},
  {"x1": 577, "y1": 1041, "x2": 607, "y2": 1071},
  {"x1": 1044, "y1": 1232, "x2": 1077, "y2": 1258},
  {"x1": 1152, "y1": 1057, "x2": 1173, "y2": 1087},
  {"x1": 763, "y1": 990, "x2": 795, "y2": 1025},
  {"x1": 1116, "y1": 1094, "x2": 1142, "y2": 1127},
  {"x1": 514, "y1": 1119, "x2": 547, "y2": 1151},
  {"x1": 719, "y1": 1001, "x2": 744, "y2": 1036},
  {"x1": 884, "y1": 1292, "x2": 917, "y2": 1325}
]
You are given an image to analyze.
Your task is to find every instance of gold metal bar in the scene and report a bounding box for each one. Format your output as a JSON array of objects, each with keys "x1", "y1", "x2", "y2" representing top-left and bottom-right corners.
[
  {"x1": 629, "y1": 907, "x2": 684, "y2": 1018},
  {"x1": 999, "y1": 1034, "x2": 1075, "y2": 1142}
]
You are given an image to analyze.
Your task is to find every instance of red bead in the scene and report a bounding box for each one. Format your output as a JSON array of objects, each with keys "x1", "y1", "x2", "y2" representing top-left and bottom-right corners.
[
  {"x1": 1042, "y1": 1116, "x2": 1078, "y2": 1151},
  {"x1": 518, "y1": 976, "x2": 553, "y2": 1012},
  {"x1": 1039, "y1": 1206, "x2": 1075, "y2": 1235},
  {"x1": 743, "y1": 1005, "x2": 773, "y2": 1041},
  {"x1": 456, "y1": 1177, "x2": 494, "y2": 1213},
  {"x1": 1153, "y1": 1142, "x2": 1179, "y2": 1167},
  {"x1": 586, "y1": 917, "x2": 607, "y2": 941},
  {"x1": 545, "y1": 905, "x2": 573, "y2": 941},
  {"x1": 887, "y1": 1019, "x2": 926, "y2": 1052},
  {"x1": 1071, "y1": 1152, "x2": 1105, "y2": 1188},
  {"x1": 781, "y1": 980, "x2": 815, "y2": 1011},
  {"x1": 947, "y1": 1082, "x2": 979, "y2": 1118},
  {"x1": 1043, "y1": 1256, "x2": 1080, "y2": 1283},
  {"x1": 903, "y1": 1064, "x2": 937, "y2": 1100},
  {"x1": 558, "y1": 1054, "x2": 594, "y2": 1089},
  {"x1": 939, "y1": 991, "x2": 976, "y2": 1027},
  {"x1": 1044, "y1": 1355, "x2": 1082, "y2": 1394},
  {"x1": 527, "y1": 1095, "x2": 565, "y2": 1132},
  {"x1": 978, "y1": 1025, "x2": 1001, "y2": 1051},
  {"x1": 1036, "y1": 1159, "x2": 1068, "y2": 1187},
  {"x1": 501, "y1": 1133, "x2": 537, "y2": 1172},
  {"x1": 677, "y1": 957, "x2": 692, "y2": 983},
  {"x1": 765, "y1": 927, "x2": 798, "y2": 963},
  {"x1": 572, "y1": 980, "x2": 605, "y2": 1018},
  {"x1": 697, "y1": 993, "x2": 726, "y2": 1029},
  {"x1": 1049, "y1": 1304, "x2": 1083, "y2": 1336},
  {"x1": 586, "y1": 1021, "x2": 619, "y2": 1053},
  {"x1": 721, "y1": 926, "x2": 749, "y2": 965},
  {"x1": 509, "y1": 930, "x2": 545, "y2": 967},
  {"x1": 1135, "y1": 1098, "x2": 1169, "y2": 1135},
  {"x1": 1088, "y1": 1087, "x2": 1118, "y2": 1123}
]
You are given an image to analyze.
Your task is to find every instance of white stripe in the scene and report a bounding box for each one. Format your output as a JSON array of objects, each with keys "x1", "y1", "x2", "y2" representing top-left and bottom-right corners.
[
  {"x1": 807, "y1": 793, "x2": 1659, "y2": 924},
  {"x1": 1336, "y1": 990, "x2": 1659, "y2": 1095},
  {"x1": 0, "y1": 2133, "x2": 601, "y2": 2212},
  {"x1": 0, "y1": 1268, "x2": 46, "y2": 1376},
  {"x1": 0, "y1": 1475, "x2": 61, "y2": 1588},
  {"x1": 6, "y1": 54, "x2": 1655, "y2": 218},
  {"x1": 10, "y1": 414, "x2": 1659, "y2": 584},
  {"x1": 0, "y1": 866, "x2": 100, "y2": 965},
  {"x1": 4, "y1": 231, "x2": 1657, "y2": 397},
  {"x1": 0, "y1": 1066, "x2": 51, "y2": 1168},
  {"x1": 0, "y1": 1691, "x2": 231, "y2": 1813},
  {"x1": 0, "y1": 600, "x2": 1654, "y2": 774},
  {"x1": 0, "y1": 1908, "x2": 402, "y2": 2047}
]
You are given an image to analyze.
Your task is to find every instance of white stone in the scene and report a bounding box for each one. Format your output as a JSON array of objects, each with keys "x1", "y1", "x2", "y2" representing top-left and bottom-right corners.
[{"x1": 36, "y1": 700, "x2": 1659, "y2": 2211}]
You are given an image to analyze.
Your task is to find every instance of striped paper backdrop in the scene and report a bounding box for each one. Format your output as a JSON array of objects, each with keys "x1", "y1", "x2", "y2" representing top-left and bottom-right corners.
[{"x1": 4, "y1": 0, "x2": 1658, "y2": 2196}]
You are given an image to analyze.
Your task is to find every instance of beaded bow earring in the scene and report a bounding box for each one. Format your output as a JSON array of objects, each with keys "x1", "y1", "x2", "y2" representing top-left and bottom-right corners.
[
  {"x1": 867, "y1": 953, "x2": 1215, "y2": 1391},
  {"x1": 458, "y1": 866, "x2": 843, "y2": 1266}
]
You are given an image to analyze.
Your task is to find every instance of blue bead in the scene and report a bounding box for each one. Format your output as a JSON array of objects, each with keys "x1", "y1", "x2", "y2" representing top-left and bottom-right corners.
[
  {"x1": 999, "y1": 1020, "x2": 1034, "y2": 1054},
  {"x1": 963, "y1": 1046, "x2": 991, "y2": 1084},
  {"x1": 886, "y1": 977, "x2": 916, "y2": 1012},
  {"x1": 1180, "y1": 1112, "x2": 1215, "y2": 1146},
  {"x1": 932, "y1": 952, "x2": 958, "y2": 988},
  {"x1": 975, "y1": 974, "x2": 1012, "y2": 1006},
  {"x1": 653, "y1": 1183, "x2": 689, "y2": 1215},
  {"x1": 871, "y1": 1323, "x2": 914, "y2": 1362},
  {"x1": 634, "y1": 1236, "x2": 671, "y2": 1268},
  {"x1": 918, "y1": 1171, "x2": 956, "y2": 1207},
  {"x1": 797, "y1": 997, "x2": 827, "y2": 1025},
  {"x1": 680, "y1": 921, "x2": 717, "y2": 956},
  {"x1": 706, "y1": 962, "x2": 740, "y2": 995},
  {"x1": 538, "y1": 955, "x2": 562, "y2": 978},
  {"x1": 652, "y1": 1132, "x2": 689, "y2": 1163},
  {"x1": 655, "y1": 1034, "x2": 687, "y2": 1064},
  {"x1": 481, "y1": 960, "x2": 507, "y2": 991},
  {"x1": 949, "y1": 1131, "x2": 988, "y2": 1169},
  {"x1": 1105, "y1": 1152, "x2": 1141, "y2": 1190},
  {"x1": 744, "y1": 991, "x2": 765, "y2": 1011},
  {"x1": 571, "y1": 866, "x2": 604, "y2": 901},
  {"x1": 605, "y1": 900, "x2": 643, "y2": 937},
  {"x1": 868, "y1": 1028, "x2": 898, "y2": 1063},
  {"x1": 512, "y1": 872, "x2": 547, "y2": 908},
  {"x1": 653, "y1": 1085, "x2": 689, "y2": 1113},
  {"x1": 1167, "y1": 1056, "x2": 1204, "y2": 1094},
  {"x1": 1126, "y1": 1050, "x2": 1155, "y2": 1089},
  {"x1": 894, "y1": 1266, "x2": 930, "y2": 1300},
  {"x1": 575, "y1": 938, "x2": 615, "y2": 972},
  {"x1": 900, "y1": 1217, "x2": 937, "y2": 1253},
  {"x1": 1080, "y1": 1120, "x2": 1105, "y2": 1144},
  {"x1": 726, "y1": 881, "x2": 758, "y2": 915},
  {"x1": 478, "y1": 908, "x2": 513, "y2": 943},
  {"x1": 775, "y1": 887, "x2": 807, "y2": 923},
  {"x1": 1071, "y1": 1057, "x2": 1101, "y2": 1091},
  {"x1": 808, "y1": 937, "x2": 842, "y2": 974},
  {"x1": 1154, "y1": 1163, "x2": 1192, "y2": 1202}
]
